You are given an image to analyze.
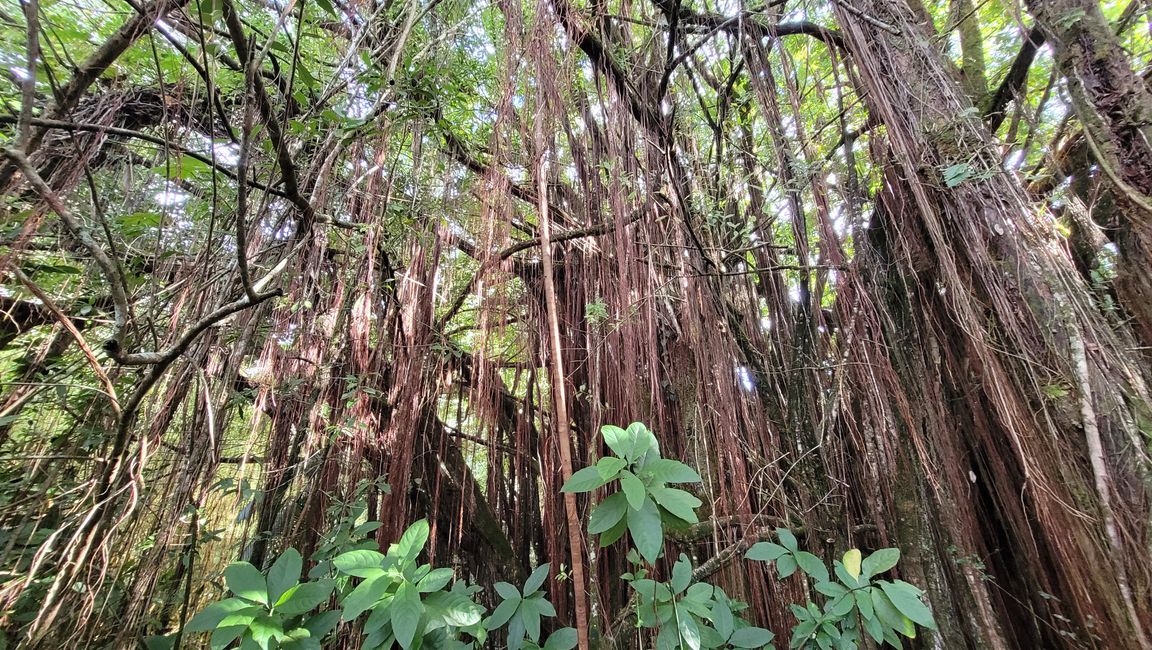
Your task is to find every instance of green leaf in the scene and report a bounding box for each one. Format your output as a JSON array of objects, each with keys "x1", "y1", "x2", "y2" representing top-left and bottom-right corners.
[
  {"x1": 776, "y1": 554, "x2": 798, "y2": 578},
  {"x1": 599, "y1": 514, "x2": 629, "y2": 547},
  {"x1": 643, "y1": 458, "x2": 702, "y2": 484},
  {"x1": 249, "y1": 615, "x2": 285, "y2": 650},
  {"x1": 424, "y1": 590, "x2": 483, "y2": 627},
  {"x1": 225, "y1": 562, "x2": 269, "y2": 605},
  {"x1": 543, "y1": 627, "x2": 578, "y2": 650},
  {"x1": 728, "y1": 626, "x2": 775, "y2": 648},
  {"x1": 879, "y1": 581, "x2": 936, "y2": 630},
  {"x1": 494, "y1": 581, "x2": 521, "y2": 600},
  {"x1": 332, "y1": 550, "x2": 388, "y2": 578},
  {"x1": 523, "y1": 563, "x2": 550, "y2": 596},
  {"x1": 775, "y1": 528, "x2": 799, "y2": 552},
  {"x1": 276, "y1": 580, "x2": 334, "y2": 616},
  {"x1": 794, "y1": 551, "x2": 829, "y2": 583},
  {"x1": 391, "y1": 582, "x2": 424, "y2": 649},
  {"x1": 595, "y1": 456, "x2": 627, "y2": 480},
  {"x1": 520, "y1": 597, "x2": 542, "y2": 641},
  {"x1": 870, "y1": 589, "x2": 913, "y2": 637},
  {"x1": 861, "y1": 548, "x2": 900, "y2": 578},
  {"x1": 210, "y1": 624, "x2": 247, "y2": 650},
  {"x1": 648, "y1": 486, "x2": 701, "y2": 523},
  {"x1": 601, "y1": 425, "x2": 633, "y2": 460},
  {"x1": 561, "y1": 466, "x2": 608, "y2": 493},
  {"x1": 267, "y1": 549, "x2": 303, "y2": 604},
  {"x1": 711, "y1": 599, "x2": 734, "y2": 639},
  {"x1": 627, "y1": 497, "x2": 664, "y2": 563},
  {"x1": 814, "y1": 581, "x2": 848, "y2": 598},
  {"x1": 628, "y1": 422, "x2": 660, "y2": 463},
  {"x1": 827, "y1": 592, "x2": 856, "y2": 617},
  {"x1": 675, "y1": 605, "x2": 701, "y2": 650},
  {"x1": 303, "y1": 611, "x2": 341, "y2": 638},
  {"x1": 486, "y1": 597, "x2": 519, "y2": 630},
  {"x1": 842, "y1": 549, "x2": 862, "y2": 580},
  {"x1": 396, "y1": 520, "x2": 430, "y2": 563},
  {"x1": 671, "y1": 554, "x2": 692, "y2": 594},
  {"x1": 341, "y1": 574, "x2": 390, "y2": 620},
  {"x1": 185, "y1": 598, "x2": 253, "y2": 633},
  {"x1": 417, "y1": 568, "x2": 454, "y2": 593},
  {"x1": 589, "y1": 493, "x2": 629, "y2": 534},
  {"x1": 619, "y1": 471, "x2": 646, "y2": 510},
  {"x1": 745, "y1": 542, "x2": 788, "y2": 562}
]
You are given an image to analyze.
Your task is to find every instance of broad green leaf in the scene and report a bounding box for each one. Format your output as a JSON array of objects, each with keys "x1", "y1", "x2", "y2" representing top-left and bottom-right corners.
[
  {"x1": 507, "y1": 611, "x2": 526, "y2": 650},
  {"x1": 728, "y1": 626, "x2": 775, "y2": 648},
  {"x1": 494, "y1": 581, "x2": 521, "y2": 600},
  {"x1": 627, "y1": 422, "x2": 660, "y2": 461},
  {"x1": 776, "y1": 554, "x2": 798, "y2": 578},
  {"x1": 536, "y1": 597, "x2": 556, "y2": 617},
  {"x1": 595, "y1": 456, "x2": 627, "y2": 480},
  {"x1": 417, "y1": 568, "x2": 454, "y2": 593},
  {"x1": 648, "y1": 486, "x2": 701, "y2": 523},
  {"x1": 794, "y1": 551, "x2": 829, "y2": 583},
  {"x1": 879, "y1": 581, "x2": 936, "y2": 630},
  {"x1": 675, "y1": 605, "x2": 701, "y2": 650},
  {"x1": 520, "y1": 597, "x2": 542, "y2": 641},
  {"x1": 425, "y1": 590, "x2": 483, "y2": 627},
  {"x1": 249, "y1": 615, "x2": 285, "y2": 650},
  {"x1": 643, "y1": 458, "x2": 702, "y2": 484},
  {"x1": 332, "y1": 550, "x2": 387, "y2": 578},
  {"x1": 390, "y1": 582, "x2": 424, "y2": 649},
  {"x1": 341, "y1": 574, "x2": 389, "y2": 620},
  {"x1": 485, "y1": 597, "x2": 519, "y2": 630},
  {"x1": 523, "y1": 563, "x2": 550, "y2": 596},
  {"x1": 870, "y1": 589, "x2": 913, "y2": 637},
  {"x1": 225, "y1": 562, "x2": 269, "y2": 605},
  {"x1": 210, "y1": 624, "x2": 247, "y2": 650},
  {"x1": 711, "y1": 599, "x2": 734, "y2": 639},
  {"x1": 267, "y1": 549, "x2": 303, "y2": 604},
  {"x1": 775, "y1": 528, "x2": 799, "y2": 552},
  {"x1": 599, "y1": 514, "x2": 629, "y2": 547},
  {"x1": 589, "y1": 493, "x2": 628, "y2": 534},
  {"x1": 745, "y1": 542, "x2": 788, "y2": 562},
  {"x1": 542, "y1": 627, "x2": 578, "y2": 650},
  {"x1": 185, "y1": 598, "x2": 252, "y2": 633},
  {"x1": 843, "y1": 549, "x2": 862, "y2": 580},
  {"x1": 303, "y1": 611, "x2": 341, "y2": 638},
  {"x1": 396, "y1": 520, "x2": 430, "y2": 563},
  {"x1": 814, "y1": 581, "x2": 848, "y2": 598},
  {"x1": 276, "y1": 580, "x2": 334, "y2": 616},
  {"x1": 619, "y1": 471, "x2": 646, "y2": 510},
  {"x1": 627, "y1": 497, "x2": 664, "y2": 563},
  {"x1": 862, "y1": 548, "x2": 900, "y2": 578},
  {"x1": 827, "y1": 592, "x2": 856, "y2": 617},
  {"x1": 671, "y1": 554, "x2": 692, "y2": 594},
  {"x1": 601, "y1": 425, "x2": 632, "y2": 460},
  {"x1": 561, "y1": 466, "x2": 608, "y2": 493}
]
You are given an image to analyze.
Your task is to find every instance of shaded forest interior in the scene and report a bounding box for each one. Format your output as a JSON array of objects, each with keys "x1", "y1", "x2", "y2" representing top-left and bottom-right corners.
[{"x1": 1, "y1": 0, "x2": 1151, "y2": 646}]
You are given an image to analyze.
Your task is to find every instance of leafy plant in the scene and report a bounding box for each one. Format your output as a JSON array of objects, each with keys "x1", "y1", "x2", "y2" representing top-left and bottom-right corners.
[
  {"x1": 562, "y1": 422, "x2": 703, "y2": 563},
  {"x1": 184, "y1": 548, "x2": 338, "y2": 650},
  {"x1": 485, "y1": 564, "x2": 576, "y2": 650},
  {"x1": 746, "y1": 532, "x2": 936, "y2": 648},
  {"x1": 183, "y1": 423, "x2": 935, "y2": 650}
]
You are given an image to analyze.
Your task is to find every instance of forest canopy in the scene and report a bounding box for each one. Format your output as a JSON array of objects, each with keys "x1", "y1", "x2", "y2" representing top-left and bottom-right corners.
[{"x1": 1, "y1": 0, "x2": 1151, "y2": 646}]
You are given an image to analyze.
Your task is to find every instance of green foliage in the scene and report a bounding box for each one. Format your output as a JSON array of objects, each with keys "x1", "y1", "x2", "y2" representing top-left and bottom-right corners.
[
  {"x1": 184, "y1": 548, "x2": 337, "y2": 650},
  {"x1": 562, "y1": 422, "x2": 702, "y2": 563},
  {"x1": 745, "y1": 537, "x2": 936, "y2": 649},
  {"x1": 185, "y1": 424, "x2": 934, "y2": 650}
]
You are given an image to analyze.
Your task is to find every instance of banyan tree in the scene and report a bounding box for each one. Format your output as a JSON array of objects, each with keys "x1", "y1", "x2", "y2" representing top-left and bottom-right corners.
[{"x1": 0, "y1": 0, "x2": 1150, "y2": 646}]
